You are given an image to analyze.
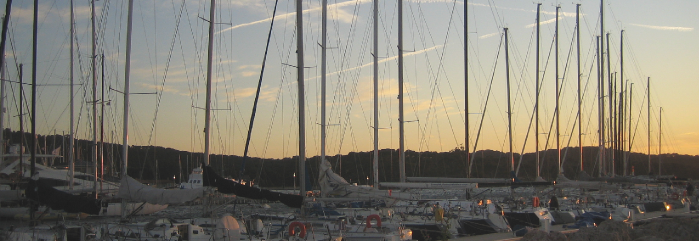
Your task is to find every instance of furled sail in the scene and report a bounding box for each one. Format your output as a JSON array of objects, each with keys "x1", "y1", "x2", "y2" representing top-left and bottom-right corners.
[
  {"x1": 117, "y1": 175, "x2": 204, "y2": 205},
  {"x1": 201, "y1": 165, "x2": 303, "y2": 208},
  {"x1": 318, "y1": 158, "x2": 351, "y2": 196},
  {"x1": 318, "y1": 158, "x2": 413, "y2": 200}
]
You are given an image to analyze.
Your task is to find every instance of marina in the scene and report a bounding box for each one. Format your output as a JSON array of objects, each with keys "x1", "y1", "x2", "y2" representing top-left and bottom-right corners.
[{"x1": 0, "y1": 0, "x2": 697, "y2": 240}]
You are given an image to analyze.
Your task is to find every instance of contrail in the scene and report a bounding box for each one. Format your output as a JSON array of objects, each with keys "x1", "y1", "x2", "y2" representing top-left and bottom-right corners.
[
  {"x1": 630, "y1": 23, "x2": 693, "y2": 32},
  {"x1": 220, "y1": 0, "x2": 573, "y2": 34},
  {"x1": 525, "y1": 16, "x2": 563, "y2": 28},
  {"x1": 479, "y1": 32, "x2": 498, "y2": 39},
  {"x1": 218, "y1": 0, "x2": 370, "y2": 34},
  {"x1": 307, "y1": 44, "x2": 444, "y2": 81}
]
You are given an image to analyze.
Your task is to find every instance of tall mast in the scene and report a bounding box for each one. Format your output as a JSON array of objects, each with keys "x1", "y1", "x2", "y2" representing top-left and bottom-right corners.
[
  {"x1": 658, "y1": 107, "x2": 662, "y2": 176},
  {"x1": 91, "y1": 0, "x2": 98, "y2": 198},
  {"x1": 100, "y1": 53, "x2": 105, "y2": 192},
  {"x1": 606, "y1": 33, "x2": 613, "y2": 176},
  {"x1": 120, "y1": 0, "x2": 134, "y2": 219},
  {"x1": 0, "y1": 0, "x2": 14, "y2": 170},
  {"x1": 398, "y1": 0, "x2": 405, "y2": 183},
  {"x1": 647, "y1": 77, "x2": 651, "y2": 174},
  {"x1": 321, "y1": 0, "x2": 327, "y2": 169},
  {"x1": 534, "y1": 3, "x2": 541, "y2": 179},
  {"x1": 555, "y1": 6, "x2": 561, "y2": 176},
  {"x1": 30, "y1": 0, "x2": 37, "y2": 224},
  {"x1": 616, "y1": 80, "x2": 626, "y2": 176},
  {"x1": 31, "y1": 0, "x2": 37, "y2": 183},
  {"x1": 204, "y1": 0, "x2": 215, "y2": 166},
  {"x1": 505, "y1": 28, "x2": 513, "y2": 173},
  {"x1": 69, "y1": 0, "x2": 75, "y2": 190},
  {"x1": 372, "y1": 0, "x2": 379, "y2": 187},
  {"x1": 295, "y1": 0, "x2": 307, "y2": 195},
  {"x1": 627, "y1": 83, "x2": 633, "y2": 175},
  {"x1": 599, "y1": 0, "x2": 605, "y2": 176},
  {"x1": 464, "y1": 0, "x2": 470, "y2": 179},
  {"x1": 18, "y1": 64, "x2": 23, "y2": 178},
  {"x1": 620, "y1": 30, "x2": 625, "y2": 176},
  {"x1": 596, "y1": 36, "x2": 603, "y2": 177},
  {"x1": 576, "y1": 4, "x2": 583, "y2": 174}
]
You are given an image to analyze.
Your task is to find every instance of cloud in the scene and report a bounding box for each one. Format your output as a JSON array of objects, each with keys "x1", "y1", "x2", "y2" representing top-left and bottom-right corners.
[
  {"x1": 219, "y1": 0, "x2": 371, "y2": 34},
  {"x1": 241, "y1": 71, "x2": 258, "y2": 77},
  {"x1": 630, "y1": 23, "x2": 693, "y2": 32},
  {"x1": 525, "y1": 16, "x2": 563, "y2": 28},
  {"x1": 140, "y1": 83, "x2": 180, "y2": 95},
  {"x1": 310, "y1": 44, "x2": 444, "y2": 82},
  {"x1": 238, "y1": 65, "x2": 261, "y2": 70},
  {"x1": 479, "y1": 32, "x2": 498, "y2": 39},
  {"x1": 230, "y1": 85, "x2": 278, "y2": 102}
]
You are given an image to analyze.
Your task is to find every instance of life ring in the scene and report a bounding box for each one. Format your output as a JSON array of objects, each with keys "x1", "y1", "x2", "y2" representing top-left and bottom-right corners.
[
  {"x1": 288, "y1": 221, "x2": 306, "y2": 238},
  {"x1": 366, "y1": 214, "x2": 382, "y2": 229},
  {"x1": 671, "y1": 193, "x2": 680, "y2": 200}
]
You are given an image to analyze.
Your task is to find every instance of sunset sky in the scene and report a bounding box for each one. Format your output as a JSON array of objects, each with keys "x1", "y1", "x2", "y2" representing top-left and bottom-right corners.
[{"x1": 2, "y1": 0, "x2": 697, "y2": 162}]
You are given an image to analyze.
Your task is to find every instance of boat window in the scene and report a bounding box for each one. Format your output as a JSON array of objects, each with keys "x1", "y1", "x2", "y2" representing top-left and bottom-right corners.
[{"x1": 193, "y1": 230, "x2": 199, "y2": 234}]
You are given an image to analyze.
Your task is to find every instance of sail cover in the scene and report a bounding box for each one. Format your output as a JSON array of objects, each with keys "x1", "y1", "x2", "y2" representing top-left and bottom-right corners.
[
  {"x1": 202, "y1": 165, "x2": 303, "y2": 208},
  {"x1": 117, "y1": 175, "x2": 204, "y2": 205},
  {"x1": 26, "y1": 178, "x2": 101, "y2": 215},
  {"x1": 318, "y1": 158, "x2": 351, "y2": 196}
]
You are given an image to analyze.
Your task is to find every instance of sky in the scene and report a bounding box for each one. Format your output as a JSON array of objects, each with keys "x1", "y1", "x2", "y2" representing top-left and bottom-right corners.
[{"x1": 2, "y1": 0, "x2": 698, "y2": 161}]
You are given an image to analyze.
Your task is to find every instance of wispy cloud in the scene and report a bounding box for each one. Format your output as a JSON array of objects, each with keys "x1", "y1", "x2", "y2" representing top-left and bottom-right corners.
[
  {"x1": 630, "y1": 23, "x2": 693, "y2": 32},
  {"x1": 140, "y1": 83, "x2": 180, "y2": 95},
  {"x1": 479, "y1": 32, "x2": 499, "y2": 39},
  {"x1": 241, "y1": 71, "x2": 258, "y2": 77},
  {"x1": 218, "y1": 0, "x2": 371, "y2": 34},
  {"x1": 311, "y1": 44, "x2": 444, "y2": 81},
  {"x1": 525, "y1": 16, "x2": 563, "y2": 28}
]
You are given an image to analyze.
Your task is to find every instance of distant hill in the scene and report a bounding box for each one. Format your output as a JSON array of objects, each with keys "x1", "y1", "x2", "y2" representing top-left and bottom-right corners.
[{"x1": 5, "y1": 129, "x2": 697, "y2": 189}]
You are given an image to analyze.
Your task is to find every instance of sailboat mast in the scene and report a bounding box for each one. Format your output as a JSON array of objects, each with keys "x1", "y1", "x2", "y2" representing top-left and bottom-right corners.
[
  {"x1": 606, "y1": 33, "x2": 613, "y2": 176},
  {"x1": 555, "y1": 6, "x2": 561, "y2": 176},
  {"x1": 100, "y1": 53, "x2": 105, "y2": 192},
  {"x1": 372, "y1": 0, "x2": 379, "y2": 187},
  {"x1": 321, "y1": 0, "x2": 327, "y2": 178},
  {"x1": 464, "y1": 0, "x2": 470, "y2": 178},
  {"x1": 204, "y1": 0, "x2": 215, "y2": 166},
  {"x1": 91, "y1": 0, "x2": 98, "y2": 198},
  {"x1": 120, "y1": 0, "x2": 134, "y2": 219},
  {"x1": 505, "y1": 28, "x2": 513, "y2": 173},
  {"x1": 31, "y1": 0, "x2": 37, "y2": 183},
  {"x1": 620, "y1": 30, "x2": 626, "y2": 176},
  {"x1": 599, "y1": 0, "x2": 606, "y2": 176},
  {"x1": 0, "y1": 0, "x2": 13, "y2": 173},
  {"x1": 596, "y1": 36, "x2": 603, "y2": 177},
  {"x1": 658, "y1": 107, "x2": 662, "y2": 176},
  {"x1": 576, "y1": 4, "x2": 583, "y2": 174},
  {"x1": 19, "y1": 64, "x2": 23, "y2": 178},
  {"x1": 627, "y1": 83, "x2": 633, "y2": 175},
  {"x1": 398, "y1": 0, "x2": 405, "y2": 183},
  {"x1": 647, "y1": 77, "x2": 650, "y2": 174},
  {"x1": 69, "y1": 0, "x2": 75, "y2": 190},
  {"x1": 618, "y1": 77, "x2": 624, "y2": 176},
  {"x1": 296, "y1": 0, "x2": 307, "y2": 195},
  {"x1": 534, "y1": 3, "x2": 541, "y2": 178},
  {"x1": 30, "y1": 0, "x2": 37, "y2": 224}
]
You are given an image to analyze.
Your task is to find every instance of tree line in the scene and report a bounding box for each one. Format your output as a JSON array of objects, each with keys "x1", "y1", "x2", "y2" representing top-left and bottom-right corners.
[{"x1": 5, "y1": 129, "x2": 698, "y2": 189}]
